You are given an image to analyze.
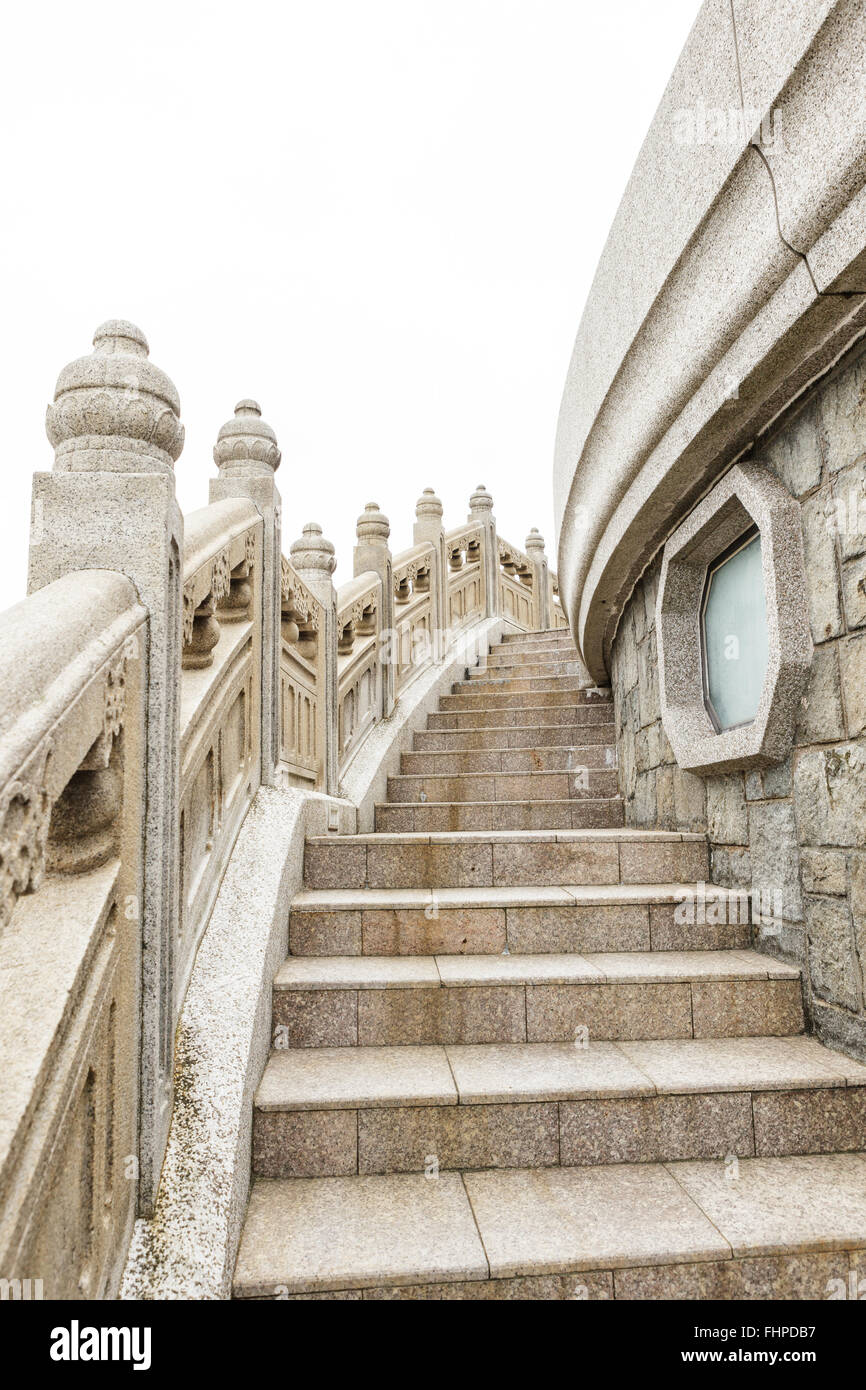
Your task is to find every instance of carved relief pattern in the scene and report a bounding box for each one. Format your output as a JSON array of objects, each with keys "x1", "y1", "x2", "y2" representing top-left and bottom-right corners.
[
  {"x1": 340, "y1": 584, "x2": 379, "y2": 630},
  {"x1": 182, "y1": 584, "x2": 197, "y2": 644},
  {"x1": 104, "y1": 653, "x2": 127, "y2": 743},
  {"x1": 280, "y1": 557, "x2": 321, "y2": 632},
  {"x1": 0, "y1": 741, "x2": 53, "y2": 928},
  {"x1": 210, "y1": 549, "x2": 231, "y2": 604}
]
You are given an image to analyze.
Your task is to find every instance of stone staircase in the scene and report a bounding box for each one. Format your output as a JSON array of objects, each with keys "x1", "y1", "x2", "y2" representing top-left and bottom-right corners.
[{"x1": 233, "y1": 629, "x2": 866, "y2": 1300}]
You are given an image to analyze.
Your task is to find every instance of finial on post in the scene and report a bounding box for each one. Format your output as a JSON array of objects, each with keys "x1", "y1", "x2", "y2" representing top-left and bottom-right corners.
[
  {"x1": 213, "y1": 399, "x2": 281, "y2": 478},
  {"x1": 45, "y1": 320, "x2": 184, "y2": 473},
  {"x1": 469, "y1": 483, "x2": 494, "y2": 516},
  {"x1": 355, "y1": 501, "x2": 390, "y2": 546},
  {"x1": 415, "y1": 487, "x2": 443, "y2": 522},
  {"x1": 290, "y1": 522, "x2": 337, "y2": 577},
  {"x1": 525, "y1": 526, "x2": 546, "y2": 556}
]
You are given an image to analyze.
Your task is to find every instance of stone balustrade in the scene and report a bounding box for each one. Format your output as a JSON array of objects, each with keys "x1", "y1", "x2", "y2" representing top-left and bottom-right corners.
[
  {"x1": 0, "y1": 319, "x2": 564, "y2": 1298},
  {"x1": 0, "y1": 570, "x2": 147, "y2": 1298}
]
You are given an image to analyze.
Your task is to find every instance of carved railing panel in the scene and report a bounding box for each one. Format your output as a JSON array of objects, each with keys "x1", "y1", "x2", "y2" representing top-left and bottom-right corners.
[
  {"x1": 498, "y1": 537, "x2": 536, "y2": 630},
  {"x1": 392, "y1": 543, "x2": 436, "y2": 692},
  {"x1": 445, "y1": 525, "x2": 485, "y2": 634},
  {"x1": 179, "y1": 501, "x2": 262, "y2": 993},
  {"x1": 279, "y1": 555, "x2": 324, "y2": 785},
  {"x1": 0, "y1": 570, "x2": 147, "y2": 1298},
  {"x1": 336, "y1": 573, "x2": 382, "y2": 774}
]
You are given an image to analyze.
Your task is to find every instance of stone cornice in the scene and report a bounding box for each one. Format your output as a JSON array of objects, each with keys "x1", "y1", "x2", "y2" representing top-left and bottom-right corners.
[{"x1": 554, "y1": 0, "x2": 866, "y2": 683}]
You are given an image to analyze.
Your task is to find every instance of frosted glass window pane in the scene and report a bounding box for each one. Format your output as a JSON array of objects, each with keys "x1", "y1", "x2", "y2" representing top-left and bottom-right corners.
[{"x1": 702, "y1": 534, "x2": 768, "y2": 730}]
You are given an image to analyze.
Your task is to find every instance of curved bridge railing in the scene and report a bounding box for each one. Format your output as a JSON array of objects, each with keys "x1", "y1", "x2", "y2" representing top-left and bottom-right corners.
[{"x1": 0, "y1": 320, "x2": 566, "y2": 1297}]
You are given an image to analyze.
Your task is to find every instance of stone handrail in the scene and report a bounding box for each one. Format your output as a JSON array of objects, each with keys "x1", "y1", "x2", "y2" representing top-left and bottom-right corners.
[
  {"x1": 7, "y1": 320, "x2": 561, "y2": 1297},
  {"x1": 179, "y1": 498, "x2": 264, "y2": 1002},
  {"x1": 0, "y1": 569, "x2": 147, "y2": 1298}
]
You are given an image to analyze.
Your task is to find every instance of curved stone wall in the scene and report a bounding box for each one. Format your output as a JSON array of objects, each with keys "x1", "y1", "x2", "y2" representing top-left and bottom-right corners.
[{"x1": 554, "y1": 0, "x2": 866, "y2": 683}]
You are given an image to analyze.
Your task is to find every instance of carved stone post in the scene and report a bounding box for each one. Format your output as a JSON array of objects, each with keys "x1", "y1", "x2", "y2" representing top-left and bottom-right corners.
[
  {"x1": 525, "y1": 527, "x2": 551, "y2": 631},
  {"x1": 469, "y1": 484, "x2": 498, "y2": 618},
  {"x1": 354, "y1": 502, "x2": 394, "y2": 717},
  {"x1": 414, "y1": 488, "x2": 447, "y2": 657},
  {"x1": 290, "y1": 523, "x2": 338, "y2": 795},
  {"x1": 30, "y1": 320, "x2": 183, "y2": 1214},
  {"x1": 210, "y1": 400, "x2": 282, "y2": 784}
]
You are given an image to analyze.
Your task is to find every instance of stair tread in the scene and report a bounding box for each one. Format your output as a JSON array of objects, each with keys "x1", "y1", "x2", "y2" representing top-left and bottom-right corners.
[
  {"x1": 389, "y1": 768, "x2": 614, "y2": 782},
  {"x1": 306, "y1": 829, "x2": 707, "y2": 844},
  {"x1": 233, "y1": 1152, "x2": 866, "y2": 1295},
  {"x1": 375, "y1": 798, "x2": 620, "y2": 810},
  {"x1": 431, "y1": 703, "x2": 610, "y2": 713},
  {"x1": 274, "y1": 948, "x2": 798, "y2": 989},
  {"x1": 256, "y1": 1036, "x2": 866, "y2": 1111},
  {"x1": 291, "y1": 882, "x2": 746, "y2": 911}
]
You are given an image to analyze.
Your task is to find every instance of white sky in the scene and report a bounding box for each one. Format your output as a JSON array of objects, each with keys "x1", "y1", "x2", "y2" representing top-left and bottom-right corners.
[{"x1": 2, "y1": 0, "x2": 701, "y2": 600}]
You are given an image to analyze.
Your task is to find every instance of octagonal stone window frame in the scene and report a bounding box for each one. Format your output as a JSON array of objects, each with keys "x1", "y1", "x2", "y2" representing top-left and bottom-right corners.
[{"x1": 656, "y1": 463, "x2": 812, "y2": 775}]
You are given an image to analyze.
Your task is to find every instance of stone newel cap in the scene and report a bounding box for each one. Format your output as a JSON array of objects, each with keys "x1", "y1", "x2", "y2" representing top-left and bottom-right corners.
[
  {"x1": 46, "y1": 319, "x2": 184, "y2": 471},
  {"x1": 416, "y1": 487, "x2": 444, "y2": 520},
  {"x1": 525, "y1": 527, "x2": 546, "y2": 555},
  {"x1": 290, "y1": 522, "x2": 337, "y2": 576},
  {"x1": 356, "y1": 502, "x2": 390, "y2": 544},
  {"x1": 469, "y1": 483, "x2": 494, "y2": 513},
  {"x1": 213, "y1": 399, "x2": 281, "y2": 477}
]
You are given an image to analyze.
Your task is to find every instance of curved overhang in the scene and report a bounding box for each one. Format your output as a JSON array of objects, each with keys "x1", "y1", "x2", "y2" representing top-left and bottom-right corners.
[{"x1": 554, "y1": 0, "x2": 866, "y2": 683}]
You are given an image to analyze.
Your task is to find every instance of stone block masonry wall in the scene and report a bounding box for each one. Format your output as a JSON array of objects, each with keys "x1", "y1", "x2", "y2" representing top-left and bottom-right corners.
[{"x1": 610, "y1": 342, "x2": 866, "y2": 1060}]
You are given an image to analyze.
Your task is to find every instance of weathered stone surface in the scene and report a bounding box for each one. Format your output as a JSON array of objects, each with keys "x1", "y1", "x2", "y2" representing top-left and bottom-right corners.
[
  {"x1": 841, "y1": 556, "x2": 866, "y2": 629},
  {"x1": 795, "y1": 645, "x2": 846, "y2": 744},
  {"x1": 794, "y1": 742, "x2": 866, "y2": 847},
  {"x1": 801, "y1": 491, "x2": 844, "y2": 643},
  {"x1": 749, "y1": 801, "x2": 803, "y2": 924},
  {"x1": 817, "y1": 353, "x2": 866, "y2": 477},
  {"x1": 830, "y1": 461, "x2": 866, "y2": 563},
  {"x1": 800, "y1": 848, "x2": 848, "y2": 897},
  {"x1": 763, "y1": 402, "x2": 823, "y2": 498},
  {"x1": 840, "y1": 635, "x2": 866, "y2": 737},
  {"x1": 805, "y1": 895, "x2": 861, "y2": 1012},
  {"x1": 672, "y1": 767, "x2": 706, "y2": 832},
  {"x1": 706, "y1": 775, "x2": 748, "y2": 845}
]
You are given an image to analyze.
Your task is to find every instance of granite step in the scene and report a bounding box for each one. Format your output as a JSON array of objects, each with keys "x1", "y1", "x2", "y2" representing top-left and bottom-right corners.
[
  {"x1": 386, "y1": 769, "x2": 620, "y2": 804},
  {"x1": 233, "y1": 1152, "x2": 866, "y2": 1298},
  {"x1": 304, "y1": 829, "x2": 708, "y2": 889},
  {"x1": 439, "y1": 688, "x2": 612, "y2": 712},
  {"x1": 270, "y1": 950, "x2": 804, "y2": 1048},
  {"x1": 480, "y1": 657, "x2": 589, "y2": 676},
  {"x1": 467, "y1": 667, "x2": 594, "y2": 689},
  {"x1": 454, "y1": 676, "x2": 602, "y2": 696},
  {"x1": 374, "y1": 798, "x2": 625, "y2": 832},
  {"x1": 500, "y1": 630, "x2": 575, "y2": 647},
  {"x1": 461, "y1": 672, "x2": 596, "y2": 693},
  {"x1": 288, "y1": 880, "x2": 752, "y2": 956},
  {"x1": 400, "y1": 745, "x2": 616, "y2": 775},
  {"x1": 427, "y1": 705, "x2": 613, "y2": 730},
  {"x1": 414, "y1": 723, "x2": 616, "y2": 750},
  {"x1": 251, "y1": 1035, "x2": 866, "y2": 1178}
]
